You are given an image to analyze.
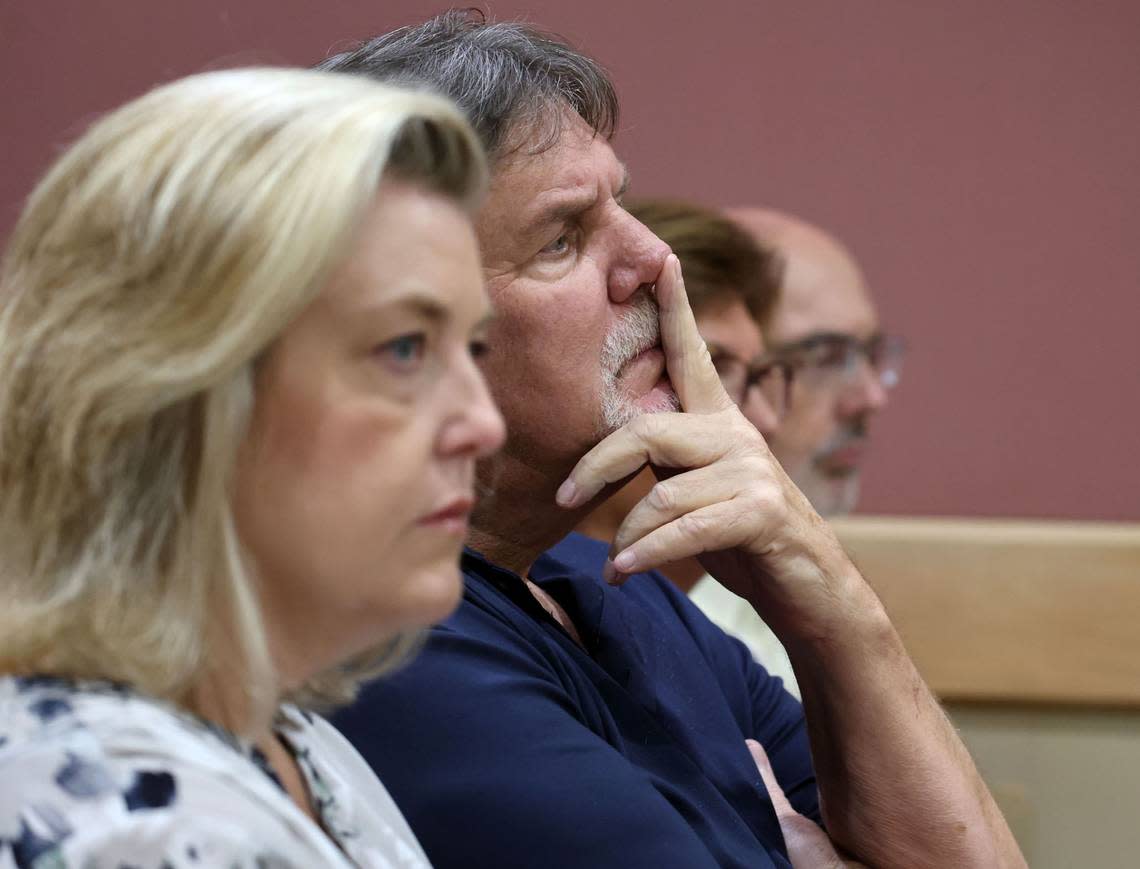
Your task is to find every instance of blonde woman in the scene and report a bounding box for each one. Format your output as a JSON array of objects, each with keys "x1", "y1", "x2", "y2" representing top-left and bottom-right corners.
[{"x1": 0, "y1": 68, "x2": 504, "y2": 866}]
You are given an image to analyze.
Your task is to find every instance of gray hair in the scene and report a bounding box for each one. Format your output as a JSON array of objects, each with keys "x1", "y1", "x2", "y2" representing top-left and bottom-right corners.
[{"x1": 318, "y1": 9, "x2": 619, "y2": 162}]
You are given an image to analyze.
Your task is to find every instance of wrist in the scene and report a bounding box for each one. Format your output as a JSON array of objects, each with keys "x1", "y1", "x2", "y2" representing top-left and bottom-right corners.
[{"x1": 779, "y1": 559, "x2": 898, "y2": 662}]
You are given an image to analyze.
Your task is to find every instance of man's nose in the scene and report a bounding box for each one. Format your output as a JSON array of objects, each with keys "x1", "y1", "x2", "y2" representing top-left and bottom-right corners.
[
  {"x1": 607, "y1": 212, "x2": 671, "y2": 304},
  {"x1": 742, "y1": 388, "x2": 781, "y2": 438},
  {"x1": 839, "y1": 357, "x2": 890, "y2": 416}
]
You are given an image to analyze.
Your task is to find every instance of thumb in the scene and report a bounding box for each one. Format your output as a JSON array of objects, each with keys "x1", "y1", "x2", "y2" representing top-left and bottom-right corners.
[
  {"x1": 747, "y1": 739, "x2": 867, "y2": 869},
  {"x1": 747, "y1": 739, "x2": 797, "y2": 819}
]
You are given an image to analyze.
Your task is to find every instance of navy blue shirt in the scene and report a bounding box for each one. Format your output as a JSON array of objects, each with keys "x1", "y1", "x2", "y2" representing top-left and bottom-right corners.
[{"x1": 334, "y1": 533, "x2": 818, "y2": 869}]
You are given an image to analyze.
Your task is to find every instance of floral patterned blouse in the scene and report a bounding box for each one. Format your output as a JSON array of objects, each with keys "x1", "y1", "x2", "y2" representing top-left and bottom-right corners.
[{"x1": 0, "y1": 676, "x2": 431, "y2": 868}]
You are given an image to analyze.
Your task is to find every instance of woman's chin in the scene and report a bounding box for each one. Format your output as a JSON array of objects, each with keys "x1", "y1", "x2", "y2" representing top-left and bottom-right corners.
[{"x1": 400, "y1": 561, "x2": 466, "y2": 628}]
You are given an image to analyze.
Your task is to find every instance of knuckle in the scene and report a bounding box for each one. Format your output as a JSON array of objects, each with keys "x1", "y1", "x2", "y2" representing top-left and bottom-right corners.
[
  {"x1": 646, "y1": 481, "x2": 676, "y2": 512},
  {"x1": 676, "y1": 511, "x2": 708, "y2": 541},
  {"x1": 720, "y1": 509, "x2": 753, "y2": 544},
  {"x1": 635, "y1": 412, "x2": 666, "y2": 442},
  {"x1": 573, "y1": 458, "x2": 597, "y2": 482},
  {"x1": 744, "y1": 483, "x2": 784, "y2": 519},
  {"x1": 741, "y1": 453, "x2": 768, "y2": 474},
  {"x1": 630, "y1": 414, "x2": 653, "y2": 442}
]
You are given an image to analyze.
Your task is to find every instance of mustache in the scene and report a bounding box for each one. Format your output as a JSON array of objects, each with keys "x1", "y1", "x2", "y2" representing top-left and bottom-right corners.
[
  {"x1": 817, "y1": 418, "x2": 869, "y2": 457},
  {"x1": 599, "y1": 288, "x2": 661, "y2": 374}
]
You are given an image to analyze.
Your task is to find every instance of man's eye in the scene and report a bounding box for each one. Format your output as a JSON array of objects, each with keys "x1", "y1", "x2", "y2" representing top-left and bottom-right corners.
[
  {"x1": 376, "y1": 333, "x2": 426, "y2": 370},
  {"x1": 539, "y1": 228, "x2": 577, "y2": 257},
  {"x1": 815, "y1": 343, "x2": 852, "y2": 369}
]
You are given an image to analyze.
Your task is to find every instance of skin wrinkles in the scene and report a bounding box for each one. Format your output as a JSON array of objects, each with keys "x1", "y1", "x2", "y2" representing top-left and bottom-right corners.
[
  {"x1": 576, "y1": 294, "x2": 779, "y2": 590},
  {"x1": 469, "y1": 110, "x2": 671, "y2": 570}
]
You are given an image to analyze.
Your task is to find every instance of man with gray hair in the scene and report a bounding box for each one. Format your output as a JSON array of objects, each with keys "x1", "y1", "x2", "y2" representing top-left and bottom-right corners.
[{"x1": 327, "y1": 12, "x2": 1024, "y2": 869}]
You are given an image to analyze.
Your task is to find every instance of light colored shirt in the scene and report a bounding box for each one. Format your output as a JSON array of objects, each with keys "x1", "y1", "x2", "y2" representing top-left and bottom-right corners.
[
  {"x1": 0, "y1": 675, "x2": 430, "y2": 868},
  {"x1": 688, "y1": 574, "x2": 801, "y2": 700}
]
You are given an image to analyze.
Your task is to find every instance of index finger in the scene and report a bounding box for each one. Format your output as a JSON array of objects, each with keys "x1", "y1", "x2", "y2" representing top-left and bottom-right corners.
[{"x1": 656, "y1": 253, "x2": 736, "y2": 415}]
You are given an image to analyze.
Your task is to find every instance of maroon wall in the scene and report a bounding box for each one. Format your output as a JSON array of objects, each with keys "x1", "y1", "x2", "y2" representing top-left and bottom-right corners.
[{"x1": 3, "y1": 1, "x2": 1137, "y2": 520}]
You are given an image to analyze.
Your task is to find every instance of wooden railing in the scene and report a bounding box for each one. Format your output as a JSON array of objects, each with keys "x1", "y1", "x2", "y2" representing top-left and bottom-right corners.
[{"x1": 830, "y1": 516, "x2": 1140, "y2": 707}]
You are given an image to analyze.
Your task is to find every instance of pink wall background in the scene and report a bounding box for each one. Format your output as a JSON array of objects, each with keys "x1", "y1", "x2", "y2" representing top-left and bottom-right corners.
[{"x1": 3, "y1": 1, "x2": 1137, "y2": 520}]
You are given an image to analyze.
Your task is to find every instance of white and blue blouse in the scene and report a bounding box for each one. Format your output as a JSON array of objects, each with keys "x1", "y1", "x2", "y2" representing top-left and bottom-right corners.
[{"x1": 0, "y1": 676, "x2": 430, "y2": 868}]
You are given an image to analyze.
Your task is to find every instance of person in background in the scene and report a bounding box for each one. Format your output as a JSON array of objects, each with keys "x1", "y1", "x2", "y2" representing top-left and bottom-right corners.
[
  {"x1": 629, "y1": 206, "x2": 905, "y2": 701},
  {"x1": 327, "y1": 12, "x2": 1025, "y2": 869},
  {"x1": 0, "y1": 67, "x2": 504, "y2": 866},
  {"x1": 728, "y1": 208, "x2": 905, "y2": 517},
  {"x1": 571, "y1": 198, "x2": 800, "y2": 696}
]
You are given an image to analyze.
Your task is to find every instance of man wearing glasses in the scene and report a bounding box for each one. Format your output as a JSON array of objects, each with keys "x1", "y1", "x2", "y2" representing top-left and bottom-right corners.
[{"x1": 730, "y1": 208, "x2": 904, "y2": 517}]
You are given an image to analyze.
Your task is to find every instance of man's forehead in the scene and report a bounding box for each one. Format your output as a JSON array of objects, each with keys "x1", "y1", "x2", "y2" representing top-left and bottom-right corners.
[
  {"x1": 478, "y1": 133, "x2": 628, "y2": 251},
  {"x1": 491, "y1": 108, "x2": 622, "y2": 182},
  {"x1": 772, "y1": 239, "x2": 878, "y2": 342}
]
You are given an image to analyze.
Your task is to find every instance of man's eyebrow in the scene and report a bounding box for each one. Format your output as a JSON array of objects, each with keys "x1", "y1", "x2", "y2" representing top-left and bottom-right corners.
[
  {"x1": 521, "y1": 166, "x2": 633, "y2": 240},
  {"x1": 521, "y1": 189, "x2": 598, "y2": 240},
  {"x1": 774, "y1": 331, "x2": 853, "y2": 353}
]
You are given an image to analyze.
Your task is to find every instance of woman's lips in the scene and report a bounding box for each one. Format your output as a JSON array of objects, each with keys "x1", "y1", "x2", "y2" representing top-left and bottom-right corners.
[{"x1": 418, "y1": 497, "x2": 474, "y2": 535}]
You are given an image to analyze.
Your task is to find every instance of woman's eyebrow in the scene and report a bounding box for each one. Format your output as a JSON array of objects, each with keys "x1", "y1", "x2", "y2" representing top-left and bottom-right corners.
[{"x1": 345, "y1": 290, "x2": 451, "y2": 325}]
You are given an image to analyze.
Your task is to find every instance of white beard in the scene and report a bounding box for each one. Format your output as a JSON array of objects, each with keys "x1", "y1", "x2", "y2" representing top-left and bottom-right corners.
[{"x1": 596, "y1": 289, "x2": 679, "y2": 435}]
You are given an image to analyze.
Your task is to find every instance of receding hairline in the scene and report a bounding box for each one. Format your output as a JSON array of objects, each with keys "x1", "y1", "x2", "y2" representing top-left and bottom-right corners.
[
  {"x1": 727, "y1": 208, "x2": 880, "y2": 344},
  {"x1": 316, "y1": 10, "x2": 621, "y2": 165},
  {"x1": 726, "y1": 206, "x2": 860, "y2": 271}
]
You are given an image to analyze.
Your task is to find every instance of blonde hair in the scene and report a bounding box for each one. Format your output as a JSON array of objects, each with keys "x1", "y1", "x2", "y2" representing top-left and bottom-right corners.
[{"x1": 0, "y1": 67, "x2": 487, "y2": 731}]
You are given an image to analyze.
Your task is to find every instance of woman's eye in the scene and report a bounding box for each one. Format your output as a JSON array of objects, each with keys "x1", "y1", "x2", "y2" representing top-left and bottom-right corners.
[
  {"x1": 469, "y1": 338, "x2": 490, "y2": 360},
  {"x1": 377, "y1": 333, "x2": 426, "y2": 371}
]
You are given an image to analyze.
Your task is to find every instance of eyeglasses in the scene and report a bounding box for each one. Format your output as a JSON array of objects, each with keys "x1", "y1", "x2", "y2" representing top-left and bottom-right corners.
[
  {"x1": 776, "y1": 332, "x2": 906, "y2": 393},
  {"x1": 707, "y1": 344, "x2": 795, "y2": 419}
]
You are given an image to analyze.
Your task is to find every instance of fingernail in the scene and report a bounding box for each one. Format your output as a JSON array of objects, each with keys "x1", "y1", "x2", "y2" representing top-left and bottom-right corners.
[
  {"x1": 613, "y1": 550, "x2": 636, "y2": 572},
  {"x1": 555, "y1": 478, "x2": 578, "y2": 507}
]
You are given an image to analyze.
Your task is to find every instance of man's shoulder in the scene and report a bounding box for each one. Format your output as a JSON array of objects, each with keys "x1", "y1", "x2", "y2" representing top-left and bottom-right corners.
[
  {"x1": 542, "y1": 530, "x2": 610, "y2": 575},
  {"x1": 543, "y1": 533, "x2": 748, "y2": 642},
  {"x1": 452, "y1": 535, "x2": 691, "y2": 649},
  {"x1": 541, "y1": 532, "x2": 690, "y2": 605}
]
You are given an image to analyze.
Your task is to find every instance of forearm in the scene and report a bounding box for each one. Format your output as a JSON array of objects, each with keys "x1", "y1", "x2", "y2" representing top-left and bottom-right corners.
[{"x1": 782, "y1": 567, "x2": 1025, "y2": 869}]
